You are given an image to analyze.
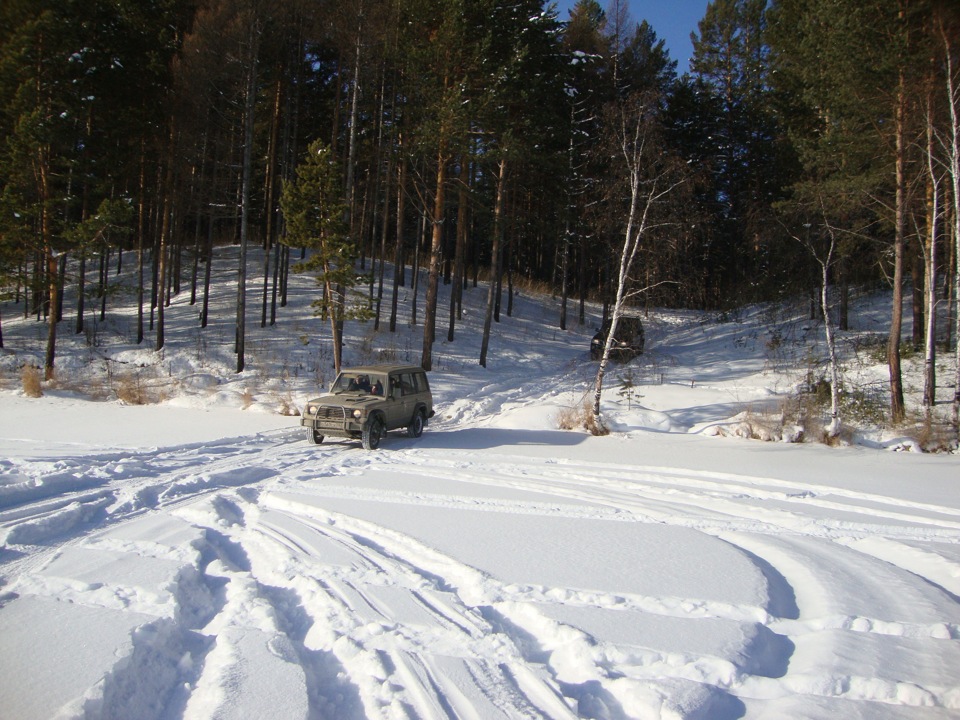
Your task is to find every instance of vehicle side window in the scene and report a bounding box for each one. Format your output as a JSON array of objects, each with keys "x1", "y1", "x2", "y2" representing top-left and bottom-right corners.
[
  {"x1": 397, "y1": 373, "x2": 414, "y2": 395},
  {"x1": 413, "y1": 372, "x2": 428, "y2": 392}
]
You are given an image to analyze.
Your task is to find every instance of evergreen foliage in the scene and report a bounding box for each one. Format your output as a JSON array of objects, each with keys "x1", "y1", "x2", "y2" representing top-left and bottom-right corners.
[{"x1": 0, "y1": 0, "x2": 957, "y2": 425}]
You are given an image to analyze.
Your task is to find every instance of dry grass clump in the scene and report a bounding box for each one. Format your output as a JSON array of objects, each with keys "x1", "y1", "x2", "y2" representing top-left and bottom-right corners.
[
  {"x1": 909, "y1": 413, "x2": 959, "y2": 453},
  {"x1": 556, "y1": 399, "x2": 609, "y2": 436},
  {"x1": 277, "y1": 393, "x2": 299, "y2": 416},
  {"x1": 713, "y1": 413, "x2": 785, "y2": 442},
  {"x1": 21, "y1": 365, "x2": 43, "y2": 398},
  {"x1": 115, "y1": 371, "x2": 149, "y2": 405}
]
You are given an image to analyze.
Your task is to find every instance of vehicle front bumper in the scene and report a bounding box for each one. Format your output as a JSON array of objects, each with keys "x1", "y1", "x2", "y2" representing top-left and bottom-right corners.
[{"x1": 301, "y1": 407, "x2": 365, "y2": 438}]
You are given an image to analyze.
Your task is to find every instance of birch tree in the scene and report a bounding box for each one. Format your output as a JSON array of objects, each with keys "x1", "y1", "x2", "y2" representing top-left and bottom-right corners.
[
  {"x1": 922, "y1": 92, "x2": 942, "y2": 411},
  {"x1": 788, "y1": 201, "x2": 843, "y2": 439},
  {"x1": 591, "y1": 93, "x2": 683, "y2": 427},
  {"x1": 940, "y1": 15, "x2": 960, "y2": 430}
]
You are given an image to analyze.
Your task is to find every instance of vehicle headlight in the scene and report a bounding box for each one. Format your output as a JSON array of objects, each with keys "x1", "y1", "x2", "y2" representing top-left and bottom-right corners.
[
  {"x1": 306, "y1": 404, "x2": 318, "y2": 415},
  {"x1": 352, "y1": 409, "x2": 363, "y2": 419}
]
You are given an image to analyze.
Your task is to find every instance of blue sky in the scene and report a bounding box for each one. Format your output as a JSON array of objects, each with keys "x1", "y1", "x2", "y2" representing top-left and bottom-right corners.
[{"x1": 551, "y1": 0, "x2": 712, "y2": 74}]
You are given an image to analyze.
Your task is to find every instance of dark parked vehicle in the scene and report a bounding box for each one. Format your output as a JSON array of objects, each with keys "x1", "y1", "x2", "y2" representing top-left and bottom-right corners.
[
  {"x1": 590, "y1": 315, "x2": 645, "y2": 361},
  {"x1": 301, "y1": 365, "x2": 434, "y2": 450}
]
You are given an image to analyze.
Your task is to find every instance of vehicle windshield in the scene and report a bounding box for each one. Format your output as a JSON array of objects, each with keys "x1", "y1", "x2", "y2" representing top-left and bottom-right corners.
[{"x1": 332, "y1": 372, "x2": 387, "y2": 396}]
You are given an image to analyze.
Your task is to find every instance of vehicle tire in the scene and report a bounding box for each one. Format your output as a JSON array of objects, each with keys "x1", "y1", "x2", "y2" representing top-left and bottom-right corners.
[
  {"x1": 362, "y1": 416, "x2": 384, "y2": 450},
  {"x1": 407, "y1": 409, "x2": 424, "y2": 438},
  {"x1": 308, "y1": 429, "x2": 324, "y2": 445}
]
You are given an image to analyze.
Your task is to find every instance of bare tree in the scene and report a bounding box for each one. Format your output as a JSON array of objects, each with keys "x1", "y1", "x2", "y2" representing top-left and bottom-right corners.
[
  {"x1": 922, "y1": 91, "x2": 942, "y2": 411},
  {"x1": 480, "y1": 157, "x2": 507, "y2": 368},
  {"x1": 888, "y1": 62, "x2": 908, "y2": 425},
  {"x1": 591, "y1": 95, "x2": 683, "y2": 427},
  {"x1": 236, "y1": 14, "x2": 261, "y2": 373},
  {"x1": 940, "y1": 17, "x2": 960, "y2": 430},
  {"x1": 791, "y1": 204, "x2": 843, "y2": 439}
]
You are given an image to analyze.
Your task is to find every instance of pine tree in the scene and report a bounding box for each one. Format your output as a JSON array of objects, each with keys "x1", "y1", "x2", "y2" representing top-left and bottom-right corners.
[
  {"x1": 690, "y1": 0, "x2": 789, "y2": 305},
  {"x1": 281, "y1": 140, "x2": 366, "y2": 373},
  {"x1": 769, "y1": 0, "x2": 930, "y2": 424}
]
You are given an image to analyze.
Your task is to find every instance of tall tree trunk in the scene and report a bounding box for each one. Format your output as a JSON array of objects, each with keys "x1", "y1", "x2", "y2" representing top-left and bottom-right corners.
[
  {"x1": 923, "y1": 104, "x2": 939, "y2": 409},
  {"x1": 191, "y1": 120, "x2": 210, "y2": 307},
  {"x1": 98, "y1": 249, "x2": 108, "y2": 321},
  {"x1": 888, "y1": 66, "x2": 907, "y2": 424},
  {"x1": 371, "y1": 72, "x2": 396, "y2": 330},
  {"x1": 390, "y1": 155, "x2": 405, "y2": 332},
  {"x1": 236, "y1": 28, "x2": 259, "y2": 373},
  {"x1": 156, "y1": 199, "x2": 169, "y2": 351},
  {"x1": 912, "y1": 243, "x2": 924, "y2": 350},
  {"x1": 202, "y1": 127, "x2": 220, "y2": 329},
  {"x1": 421, "y1": 143, "x2": 448, "y2": 371},
  {"x1": 40, "y1": 149, "x2": 57, "y2": 380},
  {"x1": 560, "y1": 226, "x2": 570, "y2": 331},
  {"x1": 56, "y1": 255, "x2": 66, "y2": 323},
  {"x1": 76, "y1": 253, "x2": 86, "y2": 335},
  {"x1": 262, "y1": 75, "x2": 282, "y2": 327},
  {"x1": 156, "y1": 119, "x2": 177, "y2": 352},
  {"x1": 136, "y1": 139, "x2": 146, "y2": 345},
  {"x1": 328, "y1": 274, "x2": 344, "y2": 374},
  {"x1": 270, "y1": 241, "x2": 280, "y2": 325},
  {"x1": 819, "y1": 228, "x2": 842, "y2": 438},
  {"x1": 335, "y1": 12, "x2": 363, "y2": 366},
  {"x1": 838, "y1": 258, "x2": 849, "y2": 331},
  {"x1": 448, "y1": 160, "x2": 468, "y2": 341},
  {"x1": 560, "y1": 116, "x2": 576, "y2": 331},
  {"x1": 202, "y1": 217, "x2": 214, "y2": 328},
  {"x1": 940, "y1": 17, "x2": 960, "y2": 431},
  {"x1": 480, "y1": 158, "x2": 507, "y2": 368},
  {"x1": 375, "y1": 131, "x2": 393, "y2": 331},
  {"x1": 345, "y1": 15, "x2": 362, "y2": 233}
]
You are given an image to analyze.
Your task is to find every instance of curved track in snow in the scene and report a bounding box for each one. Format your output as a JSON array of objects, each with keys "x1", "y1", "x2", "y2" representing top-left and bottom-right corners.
[{"x1": 3, "y1": 424, "x2": 959, "y2": 719}]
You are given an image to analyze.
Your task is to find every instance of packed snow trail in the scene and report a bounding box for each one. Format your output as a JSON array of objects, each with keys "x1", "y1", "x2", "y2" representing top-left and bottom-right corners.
[{"x1": 3, "y1": 425, "x2": 959, "y2": 720}]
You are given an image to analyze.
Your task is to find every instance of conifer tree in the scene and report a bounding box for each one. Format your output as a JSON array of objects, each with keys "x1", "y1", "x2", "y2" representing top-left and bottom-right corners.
[
  {"x1": 281, "y1": 140, "x2": 366, "y2": 373},
  {"x1": 690, "y1": 0, "x2": 788, "y2": 304},
  {"x1": 769, "y1": 0, "x2": 929, "y2": 424}
]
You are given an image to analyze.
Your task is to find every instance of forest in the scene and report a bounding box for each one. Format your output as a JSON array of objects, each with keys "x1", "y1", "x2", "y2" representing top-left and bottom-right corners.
[{"x1": 1, "y1": 0, "x2": 959, "y2": 427}]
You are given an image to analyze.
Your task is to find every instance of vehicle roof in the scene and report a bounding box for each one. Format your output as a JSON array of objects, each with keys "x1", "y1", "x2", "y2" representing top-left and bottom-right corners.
[
  {"x1": 337, "y1": 365, "x2": 427, "y2": 374},
  {"x1": 601, "y1": 314, "x2": 643, "y2": 326}
]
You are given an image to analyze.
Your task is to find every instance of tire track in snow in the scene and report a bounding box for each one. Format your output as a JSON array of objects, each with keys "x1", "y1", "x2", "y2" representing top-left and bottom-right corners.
[
  {"x1": 724, "y1": 532, "x2": 960, "y2": 713},
  {"x1": 177, "y1": 487, "x2": 578, "y2": 719},
  {"x1": 382, "y1": 452, "x2": 960, "y2": 542},
  {"x1": 283, "y1": 447, "x2": 960, "y2": 715},
  {"x1": 249, "y1": 487, "x2": 768, "y2": 719},
  {"x1": 5, "y1": 430, "x2": 959, "y2": 718},
  {"x1": 0, "y1": 428, "x2": 318, "y2": 572}
]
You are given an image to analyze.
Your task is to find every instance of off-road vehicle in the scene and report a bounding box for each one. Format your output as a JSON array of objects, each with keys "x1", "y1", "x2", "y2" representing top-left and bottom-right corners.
[
  {"x1": 590, "y1": 315, "x2": 645, "y2": 361},
  {"x1": 301, "y1": 365, "x2": 434, "y2": 450}
]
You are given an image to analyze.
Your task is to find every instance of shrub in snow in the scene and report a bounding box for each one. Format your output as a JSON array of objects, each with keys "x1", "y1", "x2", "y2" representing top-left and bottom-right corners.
[{"x1": 21, "y1": 364, "x2": 42, "y2": 398}]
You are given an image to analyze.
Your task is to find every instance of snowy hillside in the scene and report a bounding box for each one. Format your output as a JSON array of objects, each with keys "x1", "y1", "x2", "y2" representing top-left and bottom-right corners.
[{"x1": 1, "y1": 247, "x2": 959, "y2": 719}]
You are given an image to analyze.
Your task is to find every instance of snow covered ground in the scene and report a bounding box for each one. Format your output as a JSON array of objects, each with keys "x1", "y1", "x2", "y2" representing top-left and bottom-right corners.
[{"x1": 1, "y1": 248, "x2": 959, "y2": 719}]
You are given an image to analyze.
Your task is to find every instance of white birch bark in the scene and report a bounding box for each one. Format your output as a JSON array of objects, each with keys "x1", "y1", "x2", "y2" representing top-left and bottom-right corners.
[{"x1": 941, "y1": 23, "x2": 960, "y2": 429}]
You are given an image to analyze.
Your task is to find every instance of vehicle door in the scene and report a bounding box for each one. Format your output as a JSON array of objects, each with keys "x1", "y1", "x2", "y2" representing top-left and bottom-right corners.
[
  {"x1": 388, "y1": 371, "x2": 416, "y2": 429},
  {"x1": 384, "y1": 372, "x2": 408, "y2": 428}
]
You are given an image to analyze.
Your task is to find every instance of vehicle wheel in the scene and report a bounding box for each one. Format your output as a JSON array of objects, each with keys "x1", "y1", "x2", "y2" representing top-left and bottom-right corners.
[
  {"x1": 407, "y1": 410, "x2": 424, "y2": 438},
  {"x1": 362, "y1": 416, "x2": 384, "y2": 450},
  {"x1": 308, "y1": 429, "x2": 324, "y2": 445}
]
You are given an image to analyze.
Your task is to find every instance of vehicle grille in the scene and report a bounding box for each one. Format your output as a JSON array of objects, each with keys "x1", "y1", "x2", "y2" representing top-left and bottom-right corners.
[{"x1": 313, "y1": 405, "x2": 349, "y2": 429}]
